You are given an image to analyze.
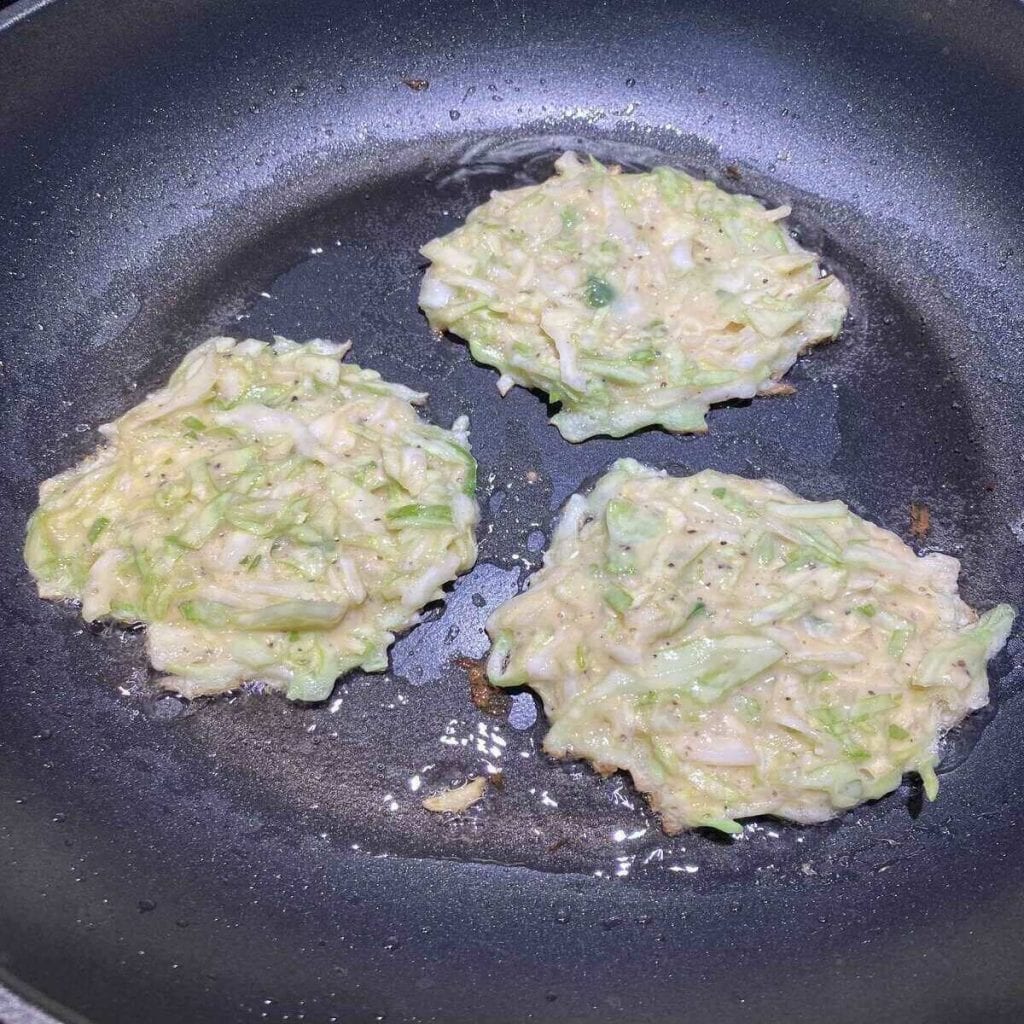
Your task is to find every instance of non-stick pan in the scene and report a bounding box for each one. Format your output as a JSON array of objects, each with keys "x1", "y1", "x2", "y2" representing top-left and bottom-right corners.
[{"x1": 2, "y1": 1, "x2": 1023, "y2": 1021}]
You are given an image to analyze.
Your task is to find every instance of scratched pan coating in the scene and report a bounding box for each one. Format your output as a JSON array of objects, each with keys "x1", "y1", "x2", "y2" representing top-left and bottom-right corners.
[{"x1": 1, "y1": 1, "x2": 1023, "y2": 1023}]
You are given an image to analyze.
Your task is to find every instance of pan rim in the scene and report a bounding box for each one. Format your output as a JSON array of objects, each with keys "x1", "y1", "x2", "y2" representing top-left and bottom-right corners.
[
  {"x1": 0, "y1": 0, "x2": 58, "y2": 33},
  {"x1": 0, "y1": 970, "x2": 75, "y2": 1024}
]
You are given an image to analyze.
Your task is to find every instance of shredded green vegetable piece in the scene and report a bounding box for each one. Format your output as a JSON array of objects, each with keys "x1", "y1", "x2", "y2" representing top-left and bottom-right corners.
[
  {"x1": 87, "y1": 517, "x2": 111, "y2": 543},
  {"x1": 386, "y1": 503, "x2": 454, "y2": 528},
  {"x1": 701, "y1": 817, "x2": 744, "y2": 836},
  {"x1": 485, "y1": 459, "x2": 1014, "y2": 833},
  {"x1": 919, "y1": 761, "x2": 940, "y2": 802},
  {"x1": 583, "y1": 274, "x2": 615, "y2": 308},
  {"x1": 24, "y1": 336, "x2": 479, "y2": 702},
  {"x1": 420, "y1": 151, "x2": 849, "y2": 440},
  {"x1": 603, "y1": 584, "x2": 634, "y2": 615}
]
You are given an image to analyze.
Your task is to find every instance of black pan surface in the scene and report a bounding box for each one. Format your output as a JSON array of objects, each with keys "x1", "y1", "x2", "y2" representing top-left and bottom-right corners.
[{"x1": 2, "y1": 1, "x2": 1023, "y2": 1022}]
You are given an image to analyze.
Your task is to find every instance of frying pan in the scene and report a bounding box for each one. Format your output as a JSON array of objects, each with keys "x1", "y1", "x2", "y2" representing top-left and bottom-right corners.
[{"x1": 2, "y1": 0, "x2": 1023, "y2": 1021}]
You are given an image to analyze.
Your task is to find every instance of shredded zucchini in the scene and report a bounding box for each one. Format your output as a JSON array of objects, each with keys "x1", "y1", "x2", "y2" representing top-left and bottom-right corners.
[
  {"x1": 485, "y1": 459, "x2": 1014, "y2": 832},
  {"x1": 420, "y1": 151, "x2": 849, "y2": 441},
  {"x1": 25, "y1": 336, "x2": 479, "y2": 701}
]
